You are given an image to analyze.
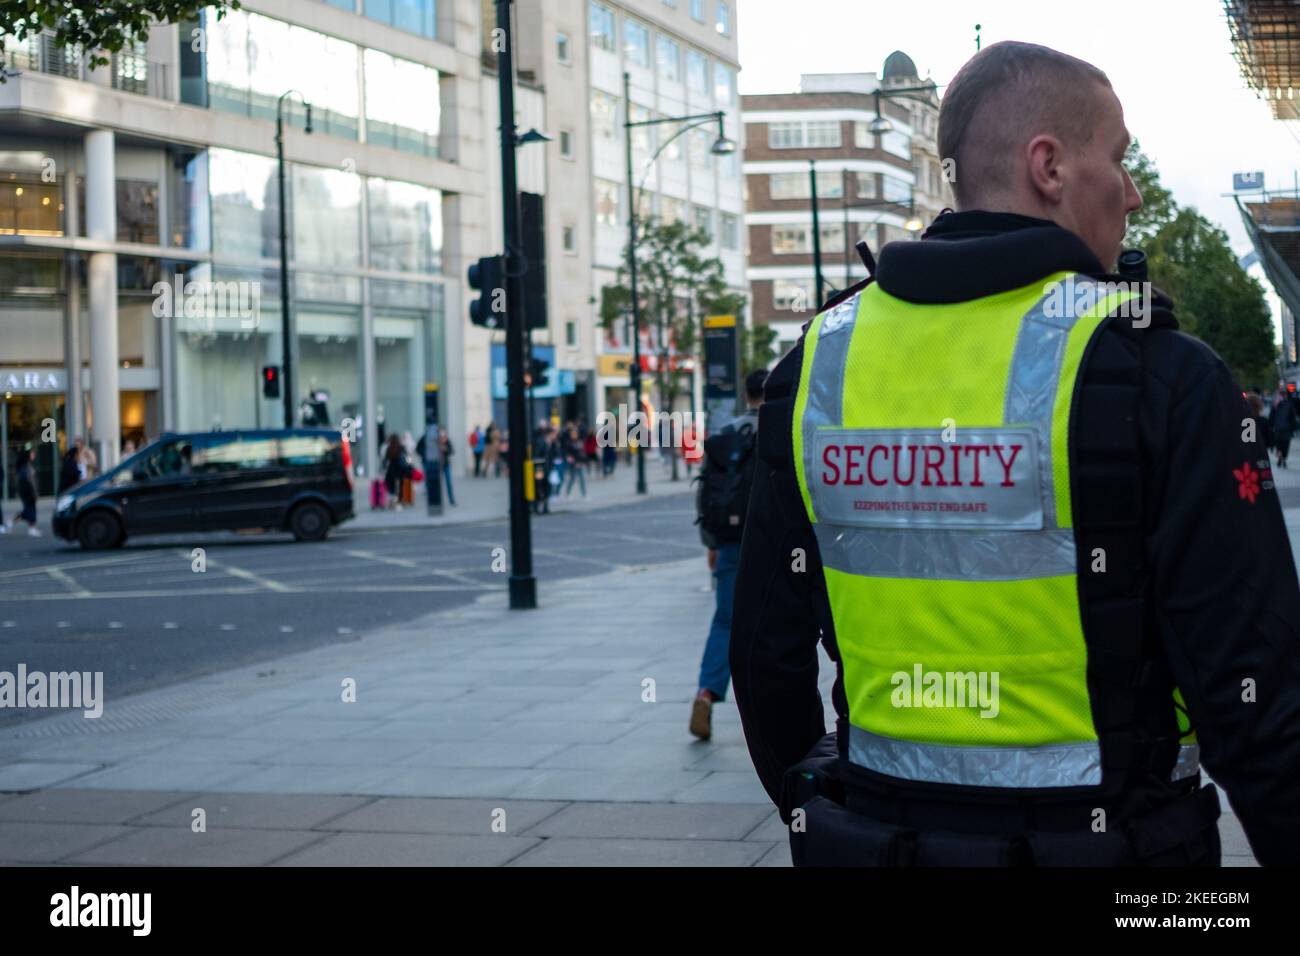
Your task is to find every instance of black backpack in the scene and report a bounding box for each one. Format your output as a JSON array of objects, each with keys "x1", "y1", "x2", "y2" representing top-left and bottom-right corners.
[{"x1": 696, "y1": 421, "x2": 758, "y2": 543}]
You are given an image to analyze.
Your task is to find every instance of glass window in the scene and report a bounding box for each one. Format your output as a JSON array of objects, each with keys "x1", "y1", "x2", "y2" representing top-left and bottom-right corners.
[
  {"x1": 0, "y1": 173, "x2": 62, "y2": 237},
  {"x1": 693, "y1": 204, "x2": 712, "y2": 237},
  {"x1": 660, "y1": 196, "x2": 683, "y2": 224},
  {"x1": 773, "y1": 279, "x2": 813, "y2": 311},
  {"x1": 136, "y1": 437, "x2": 197, "y2": 478},
  {"x1": 559, "y1": 129, "x2": 574, "y2": 159},
  {"x1": 882, "y1": 129, "x2": 911, "y2": 159},
  {"x1": 368, "y1": 177, "x2": 442, "y2": 274},
  {"x1": 882, "y1": 175, "x2": 911, "y2": 203},
  {"x1": 629, "y1": 105, "x2": 653, "y2": 152},
  {"x1": 116, "y1": 179, "x2": 159, "y2": 244},
  {"x1": 166, "y1": 148, "x2": 209, "y2": 250},
  {"x1": 691, "y1": 0, "x2": 704, "y2": 20},
  {"x1": 293, "y1": 164, "x2": 362, "y2": 269},
  {"x1": 853, "y1": 122, "x2": 871, "y2": 149},
  {"x1": 208, "y1": 11, "x2": 360, "y2": 140},
  {"x1": 687, "y1": 50, "x2": 708, "y2": 94},
  {"x1": 689, "y1": 128, "x2": 711, "y2": 168},
  {"x1": 194, "y1": 435, "x2": 279, "y2": 473},
  {"x1": 590, "y1": 2, "x2": 616, "y2": 52},
  {"x1": 713, "y1": 63, "x2": 735, "y2": 104},
  {"x1": 594, "y1": 179, "x2": 621, "y2": 226},
  {"x1": 806, "y1": 121, "x2": 842, "y2": 148},
  {"x1": 364, "y1": 0, "x2": 436, "y2": 39},
  {"x1": 280, "y1": 434, "x2": 332, "y2": 466},
  {"x1": 856, "y1": 173, "x2": 876, "y2": 198},
  {"x1": 209, "y1": 148, "x2": 280, "y2": 262},
  {"x1": 767, "y1": 122, "x2": 802, "y2": 149},
  {"x1": 566, "y1": 321, "x2": 577, "y2": 347},
  {"x1": 563, "y1": 225, "x2": 576, "y2": 253},
  {"x1": 557, "y1": 31, "x2": 571, "y2": 64},
  {"x1": 719, "y1": 212, "x2": 738, "y2": 250},
  {"x1": 768, "y1": 171, "x2": 841, "y2": 200},
  {"x1": 656, "y1": 36, "x2": 680, "y2": 82},
  {"x1": 715, "y1": 1, "x2": 730, "y2": 35},
  {"x1": 624, "y1": 20, "x2": 649, "y2": 67},
  {"x1": 591, "y1": 91, "x2": 619, "y2": 140},
  {"x1": 772, "y1": 225, "x2": 842, "y2": 255},
  {"x1": 365, "y1": 50, "x2": 440, "y2": 157}
]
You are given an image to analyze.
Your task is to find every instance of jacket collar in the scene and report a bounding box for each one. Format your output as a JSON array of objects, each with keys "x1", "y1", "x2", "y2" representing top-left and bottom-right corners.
[{"x1": 875, "y1": 210, "x2": 1106, "y2": 304}]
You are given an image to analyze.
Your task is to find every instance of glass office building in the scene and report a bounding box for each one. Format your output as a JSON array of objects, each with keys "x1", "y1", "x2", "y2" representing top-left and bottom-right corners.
[{"x1": 0, "y1": 4, "x2": 453, "y2": 490}]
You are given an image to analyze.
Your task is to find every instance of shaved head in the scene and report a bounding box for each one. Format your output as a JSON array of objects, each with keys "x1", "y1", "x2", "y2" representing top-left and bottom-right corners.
[{"x1": 939, "y1": 41, "x2": 1113, "y2": 209}]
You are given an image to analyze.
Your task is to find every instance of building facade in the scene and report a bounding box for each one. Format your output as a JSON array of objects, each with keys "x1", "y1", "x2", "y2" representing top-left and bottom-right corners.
[
  {"x1": 0, "y1": 0, "x2": 486, "y2": 492},
  {"x1": 742, "y1": 53, "x2": 949, "y2": 358},
  {"x1": 515, "y1": 0, "x2": 745, "y2": 421}
]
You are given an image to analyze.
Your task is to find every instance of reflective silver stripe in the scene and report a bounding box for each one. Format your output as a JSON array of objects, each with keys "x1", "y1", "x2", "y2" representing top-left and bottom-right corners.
[
  {"x1": 801, "y1": 292, "x2": 862, "y2": 521},
  {"x1": 1171, "y1": 743, "x2": 1201, "y2": 781},
  {"x1": 1002, "y1": 286, "x2": 1087, "y2": 529},
  {"x1": 815, "y1": 523, "x2": 1076, "y2": 581},
  {"x1": 849, "y1": 724, "x2": 1102, "y2": 788}
]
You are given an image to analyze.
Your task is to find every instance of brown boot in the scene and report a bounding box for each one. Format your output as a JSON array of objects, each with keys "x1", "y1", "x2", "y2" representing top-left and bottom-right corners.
[{"x1": 689, "y1": 690, "x2": 714, "y2": 741}]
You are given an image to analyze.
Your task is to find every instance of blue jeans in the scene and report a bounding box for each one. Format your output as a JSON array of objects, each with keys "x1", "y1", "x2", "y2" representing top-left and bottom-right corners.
[{"x1": 698, "y1": 542, "x2": 741, "y2": 700}]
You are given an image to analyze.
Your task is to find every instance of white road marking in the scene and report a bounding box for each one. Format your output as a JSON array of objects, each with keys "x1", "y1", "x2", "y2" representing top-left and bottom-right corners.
[
  {"x1": 189, "y1": 550, "x2": 293, "y2": 592},
  {"x1": 46, "y1": 567, "x2": 92, "y2": 597},
  {"x1": 220, "y1": 623, "x2": 236, "y2": 631},
  {"x1": 163, "y1": 622, "x2": 179, "y2": 629},
  {"x1": 107, "y1": 621, "x2": 123, "y2": 629}
]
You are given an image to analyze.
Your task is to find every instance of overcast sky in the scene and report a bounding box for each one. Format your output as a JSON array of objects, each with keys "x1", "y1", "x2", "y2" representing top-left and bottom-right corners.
[{"x1": 736, "y1": 0, "x2": 1297, "y2": 257}]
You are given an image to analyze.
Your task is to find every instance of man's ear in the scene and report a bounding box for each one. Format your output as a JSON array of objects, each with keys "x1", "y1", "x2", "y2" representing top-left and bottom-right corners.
[{"x1": 1026, "y1": 133, "x2": 1065, "y2": 205}]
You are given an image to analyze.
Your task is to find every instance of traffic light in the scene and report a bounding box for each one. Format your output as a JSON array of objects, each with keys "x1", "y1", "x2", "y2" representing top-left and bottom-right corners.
[
  {"x1": 468, "y1": 255, "x2": 506, "y2": 329},
  {"x1": 262, "y1": 365, "x2": 281, "y2": 399},
  {"x1": 529, "y1": 357, "x2": 551, "y2": 388}
]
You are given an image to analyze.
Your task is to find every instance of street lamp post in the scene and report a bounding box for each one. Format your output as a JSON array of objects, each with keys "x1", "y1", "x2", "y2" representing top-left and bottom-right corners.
[
  {"x1": 810, "y1": 158, "x2": 825, "y2": 307},
  {"x1": 275, "y1": 90, "x2": 312, "y2": 430},
  {"x1": 622, "y1": 71, "x2": 734, "y2": 494}
]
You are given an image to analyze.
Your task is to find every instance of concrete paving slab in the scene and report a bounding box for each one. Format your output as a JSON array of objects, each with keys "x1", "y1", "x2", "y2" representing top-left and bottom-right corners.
[
  {"x1": 0, "y1": 761, "x2": 102, "y2": 792},
  {"x1": 360, "y1": 766, "x2": 538, "y2": 799},
  {"x1": 400, "y1": 741, "x2": 570, "y2": 769},
  {"x1": 134, "y1": 793, "x2": 371, "y2": 830},
  {"x1": 0, "y1": 821, "x2": 133, "y2": 863},
  {"x1": 0, "y1": 788, "x2": 194, "y2": 824},
  {"x1": 56, "y1": 760, "x2": 256, "y2": 792},
  {"x1": 272, "y1": 831, "x2": 539, "y2": 867},
  {"x1": 671, "y1": 771, "x2": 770, "y2": 804},
  {"x1": 322, "y1": 797, "x2": 567, "y2": 835},
  {"x1": 523, "y1": 801, "x2": 770, "y2": 841},
  {"x1": 65, "y1": 825, "x2": 324, "y2": 866},
  {"x1": 505, "y1": 768, "x2": 709, "y2": 802},
  {"x1": 754, "y1": 841, "x2": 793, "y2": 867},
  {"x1": 535, "y1": 742, "x2": 711, "y2": 771},
  {"x1": 507, "y1": 837, "x2": 770, "y2": 867}
]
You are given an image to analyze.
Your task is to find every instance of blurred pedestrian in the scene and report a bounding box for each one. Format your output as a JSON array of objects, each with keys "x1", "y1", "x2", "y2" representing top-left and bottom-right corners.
[
  {"x1": 470, "y1": 424, "x2": 484, "y2": 477},
  {"x1": 77, "y1": 438, "x2": 98, "y2": 481},
  {"x1": 60, "y1": 440, "x2": 81, "y2": 491},
  {"x1": 383, "y1": 434, "x2": 410, "y2": 510},
  {"x1": 563, "y1": 424, "x2": 587, "y2": 497},
  {"x1": 440, "y1": 427, "x2": 457, "y2": 507},
  {"x1": 6, "y1": 446, "x2": 41, "y2": 537},
  {"x1": 1271, "y1": 386, "x2": 1297, "y2": 468}
]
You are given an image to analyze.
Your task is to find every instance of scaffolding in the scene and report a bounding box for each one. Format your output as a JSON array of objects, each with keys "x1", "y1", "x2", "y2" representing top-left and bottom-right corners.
[{"x1": 1225, "y1": 0, "x2": 1300, "y2": 118}]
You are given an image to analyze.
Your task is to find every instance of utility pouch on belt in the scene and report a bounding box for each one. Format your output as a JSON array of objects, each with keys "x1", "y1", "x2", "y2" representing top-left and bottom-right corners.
[
  {"x1": 790, "y1": 796, "x2": 913, "y2": 867},
  {"x1": 779, "y1": 733, "x2": 842, "y2": 821}
]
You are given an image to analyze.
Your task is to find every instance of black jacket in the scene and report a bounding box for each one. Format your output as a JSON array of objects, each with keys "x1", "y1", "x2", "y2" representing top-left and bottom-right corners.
[{"x1": 730, "y1": 211, "x2": 1300, "y2": 865}]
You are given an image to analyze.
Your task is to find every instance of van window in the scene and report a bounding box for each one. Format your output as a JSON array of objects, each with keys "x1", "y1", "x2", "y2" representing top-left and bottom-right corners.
[
  {"x1": 193, "y1": 435, "x2": 279, "y2": 473},
  {"x1": 132, "y1": 438, "x2": 196, "y2": 480},
  {"x1": 280, "y1": 435, "x2": 331, "y2": 467}
]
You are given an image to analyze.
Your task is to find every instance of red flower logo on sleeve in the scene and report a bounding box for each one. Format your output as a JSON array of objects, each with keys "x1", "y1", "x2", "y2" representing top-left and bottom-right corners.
[{"x1": 1234, "y1": 461, "x2": 1260, "y2": 504}]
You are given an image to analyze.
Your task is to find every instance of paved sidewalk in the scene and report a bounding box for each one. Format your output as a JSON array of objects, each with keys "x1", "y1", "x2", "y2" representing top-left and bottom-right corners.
[{"x1": 0, "y1": 556, "x2": 802, "y2": 866}]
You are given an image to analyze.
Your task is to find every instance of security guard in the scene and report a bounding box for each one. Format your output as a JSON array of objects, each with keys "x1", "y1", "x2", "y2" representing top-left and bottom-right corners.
[{"x1": 731, "y1": 41, "x2": 1300, "y2": 866}]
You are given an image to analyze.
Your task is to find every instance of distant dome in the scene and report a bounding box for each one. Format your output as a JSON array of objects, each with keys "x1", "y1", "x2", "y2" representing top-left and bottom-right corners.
[{"x1": 882, "y1": 50, "x2": 918, "y2": 81}]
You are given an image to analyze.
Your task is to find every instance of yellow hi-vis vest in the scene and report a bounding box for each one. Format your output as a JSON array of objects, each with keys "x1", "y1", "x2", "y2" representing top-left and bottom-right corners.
[{"x1": 792, "y1": 273, "x2": 1199, "y2": 789}]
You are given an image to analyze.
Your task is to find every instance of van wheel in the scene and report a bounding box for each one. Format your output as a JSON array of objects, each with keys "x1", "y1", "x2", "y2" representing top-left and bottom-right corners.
[
  {"x1": 289, "y1": 501, "x2": 331, "y2": 542},
  {"x1": 77, "y1": 511, "x2": 123, "y2": 550}
]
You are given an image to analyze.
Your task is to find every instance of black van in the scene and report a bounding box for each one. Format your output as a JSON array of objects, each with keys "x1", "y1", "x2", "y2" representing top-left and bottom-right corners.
[{"x1": 53, "y1": 429, "x2": 356, "y2": 549}]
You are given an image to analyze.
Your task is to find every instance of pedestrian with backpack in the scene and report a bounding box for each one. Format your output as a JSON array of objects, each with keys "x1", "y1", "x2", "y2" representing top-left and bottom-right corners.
[{"x1": 689, "y1": 369, "x2": 768, "y2": 740}]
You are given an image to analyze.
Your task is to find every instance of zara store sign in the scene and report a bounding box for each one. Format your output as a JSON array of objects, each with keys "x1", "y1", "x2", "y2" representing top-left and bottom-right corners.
[{"x1": 0, "y1": 368, "x2": 65, "y2": 394}]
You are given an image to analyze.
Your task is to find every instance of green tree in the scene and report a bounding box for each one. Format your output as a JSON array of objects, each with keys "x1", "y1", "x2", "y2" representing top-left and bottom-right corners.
[
  {"x1": 601, "y1": 218, "x2": 739, "y2": 481},
  {"x1": 1127, "y1": 145, "x2": 1277, "y2": 387},
  {"x1": 1, "y1": 1, "x2": 239, "y2": 75}
]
